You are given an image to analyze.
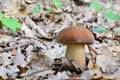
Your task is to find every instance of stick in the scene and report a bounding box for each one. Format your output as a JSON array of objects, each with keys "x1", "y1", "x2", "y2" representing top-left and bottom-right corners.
[{"x1": 0, "y1": 41, "x2": 34, "y2": 53}]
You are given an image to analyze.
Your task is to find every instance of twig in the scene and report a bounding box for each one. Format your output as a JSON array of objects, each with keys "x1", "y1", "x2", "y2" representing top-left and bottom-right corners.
[
  {"x1": 22, "y1": 68, "x2": 52, "y2": 77},
  {"x1": 0, "y1": 41, "x2": 34, "y2": 53},
  {"x1": 0, "y1": 30, "x2": 16, "y2": 36},
  {"x1": 17, "y1": 35, "x2": 49, "y2": 49},
  {"x1": 0, "y1": 30, "x2": 49, "y2": 49}
]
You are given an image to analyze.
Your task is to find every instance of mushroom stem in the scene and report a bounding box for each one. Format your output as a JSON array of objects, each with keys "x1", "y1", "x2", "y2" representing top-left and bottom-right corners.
[{"x1": 66, "y1": 43, "x2": 86, "y2": 68}]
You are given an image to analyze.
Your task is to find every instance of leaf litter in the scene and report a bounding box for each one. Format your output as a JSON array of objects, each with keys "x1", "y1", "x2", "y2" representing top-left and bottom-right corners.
[{"x1": 0, "y1": 0, "x2": 120, "y2": 80}]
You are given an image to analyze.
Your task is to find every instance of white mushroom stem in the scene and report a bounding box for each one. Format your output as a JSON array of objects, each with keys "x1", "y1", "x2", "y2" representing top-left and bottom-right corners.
[{"x1": 66, "y1": 43, "x2": 86, "y2": 68}]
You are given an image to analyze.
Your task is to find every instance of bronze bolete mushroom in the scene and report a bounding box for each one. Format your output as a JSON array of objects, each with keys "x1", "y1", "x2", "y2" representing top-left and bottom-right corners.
[{"x1": 57, "y1": 26, "x2": 94, "y2": 69}]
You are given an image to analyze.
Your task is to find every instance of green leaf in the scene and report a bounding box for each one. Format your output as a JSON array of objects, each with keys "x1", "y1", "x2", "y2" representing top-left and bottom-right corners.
[
  {"x1": 105, "y1": 6, "x2": 115, "y2": 10},
  {"x1": 31, "y1": 5, "x2": 41, "y2": 13},
  {"x1": 93, "y1": 27, "x2": 107, "y2": 33},
  {"x1": 51, "y1": 0, "x2": 63, "y2": 7},
  {"x1": 103, "y1": 12, "x2": 120, "y2": 21},
  {"x1": 0, "y1": 18, "x2": 22, "y2": 31},
  {"x1": 90, "y1": 1, "x2": 102, "y2": 11},
  {"x1": 55, "y1": 2, "x2": 63, "y2": 7},
  {"x1": 51, "y1": 0, "x2": 59, "y2": 4},
  {"x1": 46, "y1": 9, "x2": 52, "y2": 14}
]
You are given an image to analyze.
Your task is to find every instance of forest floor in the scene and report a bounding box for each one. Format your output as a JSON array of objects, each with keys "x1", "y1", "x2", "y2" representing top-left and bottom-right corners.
[{"x1": 0, "y1": 0, "x2": 120, "y2": 80}]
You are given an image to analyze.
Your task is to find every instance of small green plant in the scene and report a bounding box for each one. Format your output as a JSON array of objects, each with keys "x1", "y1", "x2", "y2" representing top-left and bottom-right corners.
[
  {"x1": 90, "y1": 1, "x2": 120, "y2": 21},
  {"x1": 0, "y1": 13, "x2": 22, "y2": 32},
  {"x1": 46, "y1": 9, "x2": 52, "y2": 14},
  {"x1": 104, "y1": 6, "x2": 115, "y2": 10},
  {"x1": 31, "y1": 5, "x2": 41, "y2": 13},
  {"x1": 51, "y1": 0, "x2": 64, "y2": 7},
  {"x1": 103, "y1": 12, "x2": 120, "y2": 21},
  {"x1": 92, "y1": 27, "x2": 107, "y2": 33},
  {"x1": 90, "y1": 1, "x2": 102, "y2": 11},
  {"x1": 30, "y1": 0, "x2": 64, "y2": 14}
]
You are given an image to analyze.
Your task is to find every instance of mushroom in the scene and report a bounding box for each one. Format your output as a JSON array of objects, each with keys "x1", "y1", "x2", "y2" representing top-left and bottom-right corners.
[{"x1": 56, "y1": 26, "x2": 94, "y2": 69}]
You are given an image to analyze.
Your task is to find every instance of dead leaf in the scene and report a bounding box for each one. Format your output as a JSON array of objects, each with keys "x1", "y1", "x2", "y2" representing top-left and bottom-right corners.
[
  {"x1": 21, "y1": 23, "x2": 35, "y2": 37},
  {"x1": 13, "y1": 44, "x2": 27, "y2": 67}
]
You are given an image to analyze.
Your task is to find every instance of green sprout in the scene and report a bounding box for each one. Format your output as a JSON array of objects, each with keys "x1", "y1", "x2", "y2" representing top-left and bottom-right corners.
[
  {"x1": 0, "y1": 17, "x2": 22, "y2": 32},
  {"x1": 90, "y1": 1, "x2": 102, "y2": 11},
  {"x1": 51, "y1": 0, "x2": 64, "y2": 7},
  {"x1": 31, "y1": 5, "x2": 41, "y2": 13},
  {"x1": 104, "y1": 12, "x2": 120, "y2": 21},
  {"x1": 46, "y1": 9, "x2": 52, "y2": 14},
  {"x1": 93, "y1": 27, "x2": 107, "y2": 33}
]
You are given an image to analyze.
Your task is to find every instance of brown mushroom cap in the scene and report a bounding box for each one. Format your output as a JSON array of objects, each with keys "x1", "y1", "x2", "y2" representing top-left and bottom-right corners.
[{"x1": 57, "y1": 26, "x2": 94, "y2": 44}]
